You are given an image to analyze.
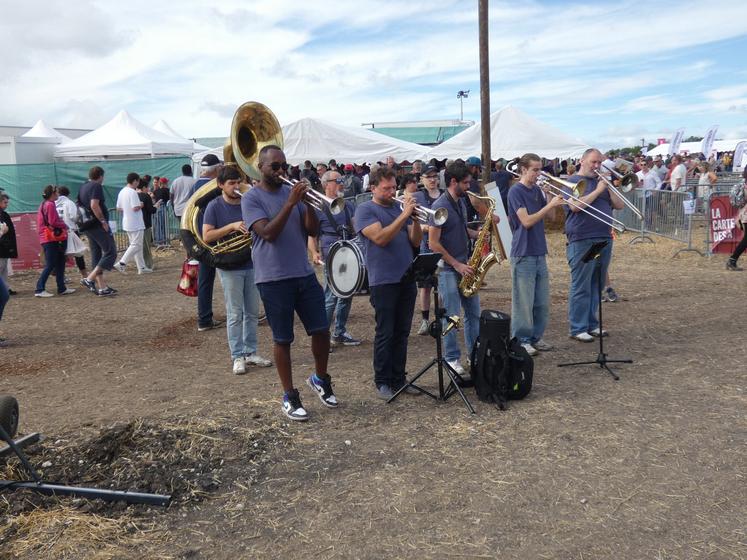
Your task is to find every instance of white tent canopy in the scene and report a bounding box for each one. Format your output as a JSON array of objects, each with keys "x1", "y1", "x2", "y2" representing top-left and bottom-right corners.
[
  {"x1": 152, "y1": 119, "x2": 211, "y2": 152},
  {"x1": 54, "y1": 110, "x2": 194, "y2": 160},
  {"x1": 646, "y1": 138, "x2": 747, "y2": 157},
  {"x1": 193, "y1": 117, "x2": 428, "y2": 165},
  {"x1": 21, "y1": 119, "x2": 71, "y2": 142},
  {"x1": 426, "y1": 106, "x2": 590, "y2": 161}
]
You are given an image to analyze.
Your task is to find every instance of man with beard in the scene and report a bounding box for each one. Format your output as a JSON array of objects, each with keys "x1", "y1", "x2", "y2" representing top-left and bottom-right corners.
[{"x1": 242, "y1": 145, "x2": 336, "y2": 421}]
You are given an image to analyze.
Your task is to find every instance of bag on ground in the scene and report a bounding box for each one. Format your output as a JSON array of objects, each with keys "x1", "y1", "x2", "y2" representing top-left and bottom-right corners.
[{"x1": 177, "y1": 259, "x2": 199, "y2": 297}]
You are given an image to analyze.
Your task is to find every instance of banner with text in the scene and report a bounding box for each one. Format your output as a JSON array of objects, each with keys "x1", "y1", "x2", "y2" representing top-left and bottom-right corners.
[
  {"x1": 709, "y1": 195, "x2": 743, "y2": 254},
  {"x1": 669, "y1": 129, "x2": 685, "y2": 156},
  {"x1": 734, "y1": 141, "x2": 746, "y2": 170},
  {"x1": 700, "y1": 125, "x2": 719, "y2": 158}
]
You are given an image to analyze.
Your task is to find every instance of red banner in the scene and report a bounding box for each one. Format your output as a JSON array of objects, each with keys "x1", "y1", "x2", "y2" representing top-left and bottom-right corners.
[
  {"x1": 9, "y1": 213, "x2": 43, "y2": 271},
  {"x1": 710, "y1": 196, "x2": 744, "y2": 254}
]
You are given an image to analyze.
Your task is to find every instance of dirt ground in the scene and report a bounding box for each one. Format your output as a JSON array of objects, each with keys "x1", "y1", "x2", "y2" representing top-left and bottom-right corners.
[{"x1": 0, "y1": 231, "x2": 744, "y2": 560}]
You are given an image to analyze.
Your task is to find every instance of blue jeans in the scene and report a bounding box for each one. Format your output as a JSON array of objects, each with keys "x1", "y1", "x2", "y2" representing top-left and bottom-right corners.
[
  {"x1": 323, "y1": 265, "x2": 352, "y2": 337},
  {"x1": 369, "y1": 281, "x2": 416, "y2": 388},
  {"x1": 510, "y1": 255, "x2": 550, "y2": 344},
  {"x1": 197, "y1": 261, "x2": 216, "y2": 327},
  {"x1": 154, "y1": 206, "x2": 167, "y2": 244},
  {"x1": 36, "y1": 241, "x2": 67, "y2": 294},
  {"x1": 566, "y1": 237, "x2": 612, "y2": 335},
  {"x1": 0, "y1": 276, "x2": 8, "y2": 322},
  {"x1": 217, "y1": 267, "x2": 259, "y2": 360},
  {"x1": 439, "y1": 269, "x2": 481, "y2": 362}
]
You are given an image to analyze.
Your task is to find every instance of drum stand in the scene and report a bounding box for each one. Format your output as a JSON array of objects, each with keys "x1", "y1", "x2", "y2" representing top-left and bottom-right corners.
[{"x1": 389, "y1": 278, "x2": 476, "y2": 414}]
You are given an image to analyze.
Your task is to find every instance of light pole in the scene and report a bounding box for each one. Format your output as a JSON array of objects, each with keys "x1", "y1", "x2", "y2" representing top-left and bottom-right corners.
[{"x1": 457, "y1": 90, "x2": 469, "y2": 121}]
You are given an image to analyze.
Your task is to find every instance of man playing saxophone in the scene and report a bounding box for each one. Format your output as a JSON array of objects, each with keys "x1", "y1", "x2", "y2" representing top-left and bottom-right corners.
[{"x1": 428, "y1": 160, "x2": 483, "y2": 375}]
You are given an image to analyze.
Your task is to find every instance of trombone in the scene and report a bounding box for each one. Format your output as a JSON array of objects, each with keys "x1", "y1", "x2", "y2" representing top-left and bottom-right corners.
[
  {"x1": 506, "y1": 162, "x2": 626, "y2": 233},
  {"x1": 594, "y1": 169, "x2": 643, "y2": 220},
  {"x1": 394, "y1": 195, "x2": 448, "y2": 226},
  {"x1": 280, "y1": 176, "x2": 346, "y2": 215}
]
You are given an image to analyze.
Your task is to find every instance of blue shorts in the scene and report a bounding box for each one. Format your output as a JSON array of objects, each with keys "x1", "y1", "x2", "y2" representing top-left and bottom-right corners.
[{"x1": 257, "y1": 274, "x2": 329, "y2": 344}]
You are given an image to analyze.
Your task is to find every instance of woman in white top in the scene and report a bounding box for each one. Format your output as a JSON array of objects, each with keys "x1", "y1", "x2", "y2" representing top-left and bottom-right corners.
[
  {"x1": 55, "y1": 186, "x2": 88, "y2": 279},
  {"x1": 696, "y1": 162, "x2": 717, "y2": 200}
]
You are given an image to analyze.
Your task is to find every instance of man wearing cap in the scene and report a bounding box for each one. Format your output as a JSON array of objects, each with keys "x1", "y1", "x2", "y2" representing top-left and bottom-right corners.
[
  {"x1": 170, "y1": 164, "x2": 196, "y2": 221},
  {"x1": 413, "y1": 164, "x2": 442, "y2": 335},
  {"x1": 341, "y1": 164, "x2": 362, "y2": 199}
]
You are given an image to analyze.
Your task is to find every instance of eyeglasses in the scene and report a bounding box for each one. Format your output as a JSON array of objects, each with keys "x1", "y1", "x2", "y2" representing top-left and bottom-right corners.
[
  {"x1": 327, "y1": 178, "x2": 345, "y2": 184},
  {"x1": 268, "y1": 161, "x2": 289, "y2": 172}
]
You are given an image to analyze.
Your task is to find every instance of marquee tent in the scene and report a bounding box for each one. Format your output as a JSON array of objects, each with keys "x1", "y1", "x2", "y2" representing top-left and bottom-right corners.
[
  {"x1": 152, "y1": 120, "x2": 211, "y2": 152},
  {"x1": 21, "y1": 119, "x2": 71, "y2": 142},
  {"x1": 646, "y1": 138, "x2": 747, "y2": 157},
  {"x1": 193, "y1": 117, "x2": 428, "y2": 166},
  {"x1": 54, "y1": 110, "x2": 195, "y2": 160},
  {"x1": 425, "y1": 106, "x2": 590, "y2": 161}
]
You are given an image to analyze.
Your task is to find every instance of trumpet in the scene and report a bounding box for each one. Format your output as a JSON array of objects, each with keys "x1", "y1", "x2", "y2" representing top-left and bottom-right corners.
[
  {"x1": 394, "y1": 195, "x2": 448, "y2": 226},
  {"x1": 280, "y1": 176, "x2": 346, "y2": 215},
  {"x1": 594, "y1": 169, "x2": 643, "y2": 220}
]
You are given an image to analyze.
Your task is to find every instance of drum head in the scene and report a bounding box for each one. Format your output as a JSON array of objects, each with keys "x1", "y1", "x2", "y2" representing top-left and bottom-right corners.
[{"x1": 327, "y1": 241, "x2": 365, "y2": 298}]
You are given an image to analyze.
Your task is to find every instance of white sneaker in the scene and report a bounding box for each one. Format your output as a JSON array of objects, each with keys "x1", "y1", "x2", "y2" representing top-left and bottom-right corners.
[
  {"x1": 417, "y1": 318, "x2": 429, "y2": 336},
  {"x1": 446, "y1": 359, "x2": 465, "y2": 375},
  {"x1": 571, "y1": 332, "x2": 594, "y2": 342},
  {"x1": 113, "y1": 262, "x2": 126, "y2": 274},
  {"x1": 232, "y1": 357, "x2": 246, "y2": 375},
  {"x1": 589, "y1": 328, "x2": 608, "y2": 337},
  {"x1": 59, "y1": 288, "x2": 76, "y2": 295},
  {"x1": 34, "y1": 291, "x2": 54, "y2": 298},
  {"x1": 532, "y1": 339, "x2": 553, "y2": 351},
  {"x1": 245, "y1": 353, "x2": 272, "y2": 367},
  {"x1": 521, "y1": 343, "x2": 538, "y2": 356},
  {"x1": 138, "y1": 268, "x2": 154, "y2": 274}
]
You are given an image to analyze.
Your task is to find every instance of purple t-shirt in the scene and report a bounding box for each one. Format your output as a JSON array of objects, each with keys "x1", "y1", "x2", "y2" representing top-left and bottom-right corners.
[
  {"x1": 564, "y1": 175, "x2": 613, "y2": 242},
  {"x1": 316, "y1": 203, "x2": 355, "y2": 260},
  {"x1": 241, "y1": 184, "x2": 313, "y2": 283},
  {"x1": 203, "y1": 196, "x2": 252, "y2": 270},
  {"x1": 354, "y1": 201, "x2": 414, "y2": 287},
  {"x1": 431, "y1": 192, "x2": 469, "y2": 271},
  {"x1": 413, "y1": 189, "x2": 440, "y2": 253},
  {"x1": 507, "y1": 182, "x2": 548, "y2": 257}
]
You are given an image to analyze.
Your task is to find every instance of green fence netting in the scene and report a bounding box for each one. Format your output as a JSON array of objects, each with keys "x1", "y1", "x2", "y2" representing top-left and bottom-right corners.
[{"x1": 0, "y1": 157, "x2": 190, "y2": 214}]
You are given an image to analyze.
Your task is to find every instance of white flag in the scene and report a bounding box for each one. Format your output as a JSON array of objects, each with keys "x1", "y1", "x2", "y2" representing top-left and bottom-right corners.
[
  {"x1": 669, "y1": 128, "x2": 685, "y2": 156},
  {"x1": 733, "y1": 141, "x2": 745, "y2": 170},
  {"x1": 700, "y1": 125, "x2": 719, "y2": 157}
]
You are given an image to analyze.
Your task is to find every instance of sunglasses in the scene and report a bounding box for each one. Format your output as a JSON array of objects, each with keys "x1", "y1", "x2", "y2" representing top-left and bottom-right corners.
[
  {"x1": 327, "y1": 178, "x2": 345, "y2": 184},
  {"x1": 268, "y1": 161, "x2": 289, "y2": 172}
]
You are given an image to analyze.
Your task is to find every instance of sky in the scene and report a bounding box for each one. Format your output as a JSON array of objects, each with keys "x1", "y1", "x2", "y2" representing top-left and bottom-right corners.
[{"x1": 2, "y1": 0, "x2": 747, "y2": 150}]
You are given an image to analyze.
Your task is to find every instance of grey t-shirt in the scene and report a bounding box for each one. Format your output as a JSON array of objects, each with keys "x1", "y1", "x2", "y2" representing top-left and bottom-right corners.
[
  {"x1": 431, "y1": 192, "x2": 469, "y2": 271},
  {"x1": 241, "y1": 184, "x2": 313, "y2": 284}
]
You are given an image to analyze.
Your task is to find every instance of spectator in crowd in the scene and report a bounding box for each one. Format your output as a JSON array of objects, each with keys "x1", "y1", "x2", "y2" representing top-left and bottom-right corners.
[
  {"x1": 490, "y1": 159, "x2": 513, "y2": 212},
  {"x1": 153, "y1": 177, "x2": 170, "y2": 246},
  {"x1": 55, "y1": 186, "x2": 88, "y2": 280},
  {"x1": 696, "y1": 161, "x2": 717, "y2": 200},
  {"x1": 316, "y1": 162, "x2": 328, "y2": 180},
  {"x1": 398, "y1": 173, "x2": 418, "y2": 197},
  {"x1": 34, "y1": 185, "x2": 74, "y2": 298},
  {"x1": 342, "y1": 164, "x2": 363, "y2": 198},
  {"x1": 170, "y1": 164, "x2": 196, "y2": 221},
  {"x1": 78, "y1": 166, "x2": 117, "y2": 296},
  {"x1": 385, "y1": 156, "x2": 396, "y2": 170},
  {"x1": 0, "y1": 193, "x2": 18, "y2": 295},
  {"x1": 669, "y1": 155, "x2": 687, "y2": 192},
  {"x1": 726, "y1": 169, "x2": 747, "y2": 271},
  {"x1": 300, "y1": 160, "x2": 321, "y2": 190},
  {"x1": 653, "y1": 158, "x2": 668, "y2": 183},
  {"x1": 114, "y1": 172, "x2": 150, "y2": 274},
  {"x1": 137, "y1": 179, "x2": 157, "y2": 270},
  {"x1": 464, "y1": 156, "x2": 483, "y2": 221},
  {"x1": 362, "y1": 163, "x2": 379, "y2": 192},
  {"x1": 413, "y1": 165, "x2": 442, "y2": 336},
  {"x1": 411, "y1": 160, "x2": 423, "y2": 183}
]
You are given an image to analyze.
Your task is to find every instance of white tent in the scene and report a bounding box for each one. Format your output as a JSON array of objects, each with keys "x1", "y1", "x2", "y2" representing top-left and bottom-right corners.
[
  {"x1": 54, "y1": 110, "x2": 194, "y2": 160},
  {"x1": 426, "y1": 106, "x2": 590, "y2": 161},
  {"x1": 21, "y1": 119, "x2": 71, "y2": 142},
  {"x1": 152, "y1": 119, "x2": 211, "y2": 152},
  {"x1": 646, "y1": 138, "x2": 747, "y2": 157},
  {"x1": 193, "y1": 117, "x2": 428, "y2": 165}
]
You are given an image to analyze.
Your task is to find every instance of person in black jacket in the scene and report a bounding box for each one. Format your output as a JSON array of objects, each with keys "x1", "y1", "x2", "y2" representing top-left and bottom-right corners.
[
  {"x1": 0, "y1": 193, "x2": 18, "y2": 295},
  {"x1": 137, "y1": 179, "x2": 158, "y2": 270}
]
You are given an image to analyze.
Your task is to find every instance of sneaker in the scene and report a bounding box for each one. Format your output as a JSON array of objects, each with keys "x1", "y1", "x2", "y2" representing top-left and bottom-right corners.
[
  {"x1": 392, "y1": 380, "x2": 421, "y2": 396},
  {"x1": 571, "y1": 332, "x2": 594, "y2": 342},
  {"x1": 601, "y1": 292, "x2": 610, "y2": 303},
  {"x1": 376, "y1": 384, "x2": 394, "y2": 400},
  {"x1": 446, "y1": 359, "x2": 465, "y2": 375},
  {"x1": 258, "y1": 313, "x2": 267, "y2": 325},
  {"x1": 726, "y1": 259, "x2": 743, "y2": 271},
  {"x1": 306, "y1": 374, "x2": 339, "y2": 408},
  {"x1": 113, "y1": 262, "x2": 127, "y2": 274},
  {"x1": 96, "y1": 287, "x2": 117, "y2": 297},
  {"x1": 521, "y1": 342, "x2": 538, "y2": 356},
  {"x1": 245, "y1": 353, "x2": 272, "y2": 367},
  {"x1": 532, "y1": 339, "x2": 553, "y2": 351},
  {"x1": 333, "y1": 332, "x2": 361, "y2": 346},
  {"x1": 34, "y1": 291, "x2": 54, "y2": 298},
  {"x1": 605, "y1": 287, "x2": 619, "y2": 302},
  {"x1": 80, "y1": 278, "x2": 96, "y2": 292},
  {"x1": 282, "y1": 389, "x2": 309, "y2": 421},
  {"x1": 197, "y1": 320, "x2": 224, "y2": 332},
  {"x1": 232, "y1": 357, "x2": 246, "y2": 375},
  {"x1": 7, "y1": 289, "x2": 17, "y2": 296},
  {"x1": 417, "y1": 319, "x2": 429, "y2": 336},
  {"x1": 138, "y1": 267, "x2": 154, "y2": 274},
  {"x1": 589, "y1": 328, "x2": 609, "y2": 337},
  {"x1": 59, "y1": 288, "x2": 76, "y2": 295}
]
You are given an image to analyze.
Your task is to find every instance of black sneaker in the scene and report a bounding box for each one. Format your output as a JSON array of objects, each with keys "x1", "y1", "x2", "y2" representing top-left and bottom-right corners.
[
  {"x1": 96, "y1": 287, "x2": 116, "y2": 297},
  {"x1": 80, "y1": 278, "x2": 96, "y2": 292},
  {"x1": 197, "y1": 319, "x2": 224, "y2": 332},
  {"x1": 306, "y1": 374, "x2": 339, "y2": 408},
  {"x1": 282, "y1": 389, "x2": 309, "y2": 421},
  {"x1": 726, "y1": 259, "x2": 743, "y2": 271}
]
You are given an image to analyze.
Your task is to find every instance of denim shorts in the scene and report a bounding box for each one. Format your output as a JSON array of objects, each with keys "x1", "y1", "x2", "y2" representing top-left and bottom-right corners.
[{"x1": 257, "y1": 274, "x2": 329, "y2": 344}]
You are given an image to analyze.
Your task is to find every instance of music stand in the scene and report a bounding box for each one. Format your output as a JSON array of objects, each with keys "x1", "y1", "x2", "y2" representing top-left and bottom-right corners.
[
  {"x1": 389, "y1": 254, "x2": 476, "y2": 413},
  {"x1": 557, "y1": 240, "x2": 632, "y2": 380}
]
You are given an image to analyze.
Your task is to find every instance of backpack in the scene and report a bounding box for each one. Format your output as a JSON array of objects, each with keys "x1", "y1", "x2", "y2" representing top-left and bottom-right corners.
[
  {"x1": 470, "y1": 310, "x2": 533, "y2": 410},
  {"x1": 729, "y1": 182, "x2": 746, "y2": 209}
]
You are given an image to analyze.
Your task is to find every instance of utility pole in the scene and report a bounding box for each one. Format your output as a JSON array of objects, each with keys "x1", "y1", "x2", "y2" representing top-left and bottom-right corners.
[
  {"x1": 457, "y1": 90, "x2": 470, "y2": 121},
  {"x1": 478, "y1": 0, "x2": 491, "y2": 186}
]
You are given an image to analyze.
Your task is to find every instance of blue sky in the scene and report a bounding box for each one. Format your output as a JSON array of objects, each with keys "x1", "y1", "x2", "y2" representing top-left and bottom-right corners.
[{"x1": 2, "y1": 0, "x2": 746, "y2": 150}]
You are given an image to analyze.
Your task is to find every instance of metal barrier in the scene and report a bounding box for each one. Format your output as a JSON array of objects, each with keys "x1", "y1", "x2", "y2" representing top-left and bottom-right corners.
[{"x1": 110, "y1": 208, "x2": 181, "y2": 253}]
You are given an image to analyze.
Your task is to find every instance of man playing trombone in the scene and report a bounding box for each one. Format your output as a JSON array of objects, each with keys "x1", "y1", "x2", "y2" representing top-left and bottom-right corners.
[{"x1": 565, "y1": 148, "x2": 625, "y2": 342}]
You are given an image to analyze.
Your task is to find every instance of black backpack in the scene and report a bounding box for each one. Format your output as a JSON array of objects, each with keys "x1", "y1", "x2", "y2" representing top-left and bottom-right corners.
[{"x1": 470, "y1": 310, "x2": 533, "y2": 410}]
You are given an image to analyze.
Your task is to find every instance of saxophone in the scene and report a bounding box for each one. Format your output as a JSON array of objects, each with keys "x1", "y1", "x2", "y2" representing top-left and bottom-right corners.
[{"x1": 458, "y1": 192, "x2": 505, "y2": 298}]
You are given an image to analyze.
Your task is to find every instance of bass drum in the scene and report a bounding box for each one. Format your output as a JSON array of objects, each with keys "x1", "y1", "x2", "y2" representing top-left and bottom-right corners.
[{"x1": 325, "y1": 239, "x2": 368, "y2": 298}]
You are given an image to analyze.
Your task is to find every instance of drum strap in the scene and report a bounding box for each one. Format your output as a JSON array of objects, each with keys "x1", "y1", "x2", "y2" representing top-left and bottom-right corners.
[{"x1": 322, "y1": 203, "x2": 353, "y2": 241}]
